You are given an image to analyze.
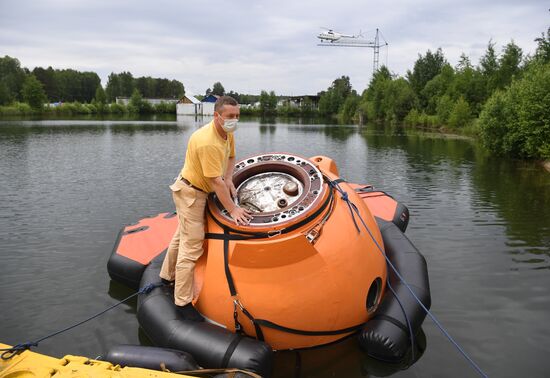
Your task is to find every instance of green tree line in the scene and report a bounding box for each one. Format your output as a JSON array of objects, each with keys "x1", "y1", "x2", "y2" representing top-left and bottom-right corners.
[
  {"x1": 105, "y1": 72, "x2": 184, "y2": 102},
  {"x1": 0, "y1": 56, "x2": 185, "y2": 113},
  {"x1": 33, "y1": 66, "x2": 100, "y2": 103},
  {"x1": 0, "y1": 57, "x2": 103, "y2": 104}
]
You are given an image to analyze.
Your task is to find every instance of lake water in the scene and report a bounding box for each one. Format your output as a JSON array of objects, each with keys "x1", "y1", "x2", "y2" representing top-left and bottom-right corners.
[{"x1": 0, "y1": 117, "x2": 549, "y2": 377}]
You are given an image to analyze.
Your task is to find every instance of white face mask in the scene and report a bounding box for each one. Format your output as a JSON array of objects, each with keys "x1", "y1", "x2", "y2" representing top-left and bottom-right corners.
[{"x1": 219, "y1": 115, "x2": 238, "y2": 133}]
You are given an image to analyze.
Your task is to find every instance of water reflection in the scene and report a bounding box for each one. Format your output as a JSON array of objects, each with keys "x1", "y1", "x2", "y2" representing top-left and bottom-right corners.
[
  {"x1": 0, "y1": 121, "x2": 108, "y2": 135},
  {"x1": 109, "y1": 123, "x2": 181, "y2": 134},
  {"x1": 471, "y1": 157, "x2": 550, "y2": 268},
  {"x1": 259, "y1": 116, "x2": 277, "y2": 125},
  {"x1": 254, "y1": 116, "x2": 341, "y2": 126},
  {"x1": 286, "y1": 124, "x2": 356, "y2": 140},
  {"x1": 273, "y1": 331, "x2": 426, "y2": 378},
  {"x1": 322, "y1": 125, "x2": 356, "y2": 141},
  {"x1": 359, "y1": 124, "x2": 550, "y2": 270},
  {"x1": 176, "y1": 115, "x2": 207, "y2": 127},
  {"x1": 259, "y1": 125, "x2": 277, "y2": 134},
  {"x1": 108, "y1": 279, "x2": 137, "y2": 305}
]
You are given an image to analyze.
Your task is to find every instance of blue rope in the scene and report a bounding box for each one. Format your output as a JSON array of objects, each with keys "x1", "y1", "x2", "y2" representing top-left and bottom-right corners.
[
  {"x1": 328, "y1": 179, "x2": 488, "y2": 378},
  {"x1": 0, "y1": 282, "x2": 163, "y2": 361}
]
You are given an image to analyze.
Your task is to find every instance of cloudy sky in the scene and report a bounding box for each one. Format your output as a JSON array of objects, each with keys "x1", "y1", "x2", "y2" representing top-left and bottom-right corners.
[{"x1": 0, "y1": 0, "x2": 548, "y2": 96}]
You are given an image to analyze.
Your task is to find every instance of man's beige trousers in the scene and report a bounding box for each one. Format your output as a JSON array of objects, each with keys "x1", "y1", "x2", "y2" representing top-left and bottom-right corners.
[{"x1": 160, "y1": 179, "x2": 208, "y2": 306}]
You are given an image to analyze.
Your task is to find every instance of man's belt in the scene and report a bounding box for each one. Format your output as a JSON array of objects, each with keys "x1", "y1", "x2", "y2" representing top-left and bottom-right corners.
[{"x1": 181, "y1": 177, "x2": 207, "y2": 193}]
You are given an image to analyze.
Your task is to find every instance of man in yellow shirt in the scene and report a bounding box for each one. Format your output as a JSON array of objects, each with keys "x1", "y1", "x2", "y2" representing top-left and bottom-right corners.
[{"x1": 160, "y1": 96, "x2": 251, "y2": 321}]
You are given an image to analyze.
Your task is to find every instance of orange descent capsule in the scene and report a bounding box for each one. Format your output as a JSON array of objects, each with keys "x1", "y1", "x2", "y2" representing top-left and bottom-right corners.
[{"x1": 194, "y1": 153, "x2": 387, "y2": 350}]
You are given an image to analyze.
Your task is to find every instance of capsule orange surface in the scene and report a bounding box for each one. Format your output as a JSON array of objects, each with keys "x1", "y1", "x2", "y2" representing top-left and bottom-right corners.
[{"x1": 194, "y1": 154, "x2": 388, "y2": 350}]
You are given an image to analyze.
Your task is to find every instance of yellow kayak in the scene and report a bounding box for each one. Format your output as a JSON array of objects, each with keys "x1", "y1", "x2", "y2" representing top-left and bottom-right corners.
[{"x1": 0, "y1": 343, "x2": 196, "y2": 378}]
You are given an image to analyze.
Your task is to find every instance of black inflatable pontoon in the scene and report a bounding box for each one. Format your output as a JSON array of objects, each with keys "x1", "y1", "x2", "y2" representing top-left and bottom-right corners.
[
  {"x1": 358, "y1": 219, "x2": 431, "y2": 361},
  {"x1": 137, "y1": 254, "x2": 273, "y2": 377}
]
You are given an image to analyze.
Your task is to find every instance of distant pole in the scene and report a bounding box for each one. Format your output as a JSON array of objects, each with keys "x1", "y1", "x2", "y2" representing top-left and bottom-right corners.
[{"x1": 373, "y1": 29, "x2": 380, "y2": 73}]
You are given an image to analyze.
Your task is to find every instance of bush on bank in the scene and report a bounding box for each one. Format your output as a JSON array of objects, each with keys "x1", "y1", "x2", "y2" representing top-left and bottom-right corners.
[
  {"x1": 0, "y1": 100, "x2": 177, "y2": 116},
  {"x1": 478, "y1": 62, "x2": 550, "y2": 159}
]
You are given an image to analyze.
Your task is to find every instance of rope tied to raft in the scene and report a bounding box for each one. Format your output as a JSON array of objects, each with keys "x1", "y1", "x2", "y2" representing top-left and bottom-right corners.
[
  {"x1": 0, "y1": 342, "x2": 39, "y2": 360},
  {"x1": 327, "y1": 178, "x2": 488, "y2": 378},
  {"x1": 329, "y1": 179, "x2": 361, "y2": 233},
  {"x1": 0, "y1": 282, "x2": 165, "y2": 361}
]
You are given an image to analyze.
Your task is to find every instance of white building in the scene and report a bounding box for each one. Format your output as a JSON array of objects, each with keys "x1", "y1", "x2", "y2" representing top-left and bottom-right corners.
[
  {"x1": 176, "y1": 95, "x2": 203, "y2": 115},
  {"x1": 201, "y1": 94, "x2": 219, "y2": 116}
]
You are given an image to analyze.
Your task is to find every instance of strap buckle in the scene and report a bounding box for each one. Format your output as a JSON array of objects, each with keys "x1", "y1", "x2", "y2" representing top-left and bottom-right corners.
[
  {"x1": 233, "y1": 298, "x2": 245, "y2": 311},
  {"x1": 306, "y1": 228, "x2": 320, "y2": 244},
  {"x1": 232, "y1": 299, "x2": 243, "y2": 333}
]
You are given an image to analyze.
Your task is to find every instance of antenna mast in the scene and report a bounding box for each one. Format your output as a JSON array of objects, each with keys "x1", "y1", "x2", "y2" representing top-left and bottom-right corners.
[{"x1": 317, "y1": 28, "x2": 388, "y2": 74}]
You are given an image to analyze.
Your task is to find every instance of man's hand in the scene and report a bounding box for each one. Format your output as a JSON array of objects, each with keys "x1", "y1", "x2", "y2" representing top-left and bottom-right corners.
[
  {"x1": 230, "y1": 206, "x2": 252, "y2": 226},
  {"x1": 225, "y1": 178, "x2": 237, "y2": 199},
  {"x1": 210, "y1": 176, "x2": 253, "y2": 226}
]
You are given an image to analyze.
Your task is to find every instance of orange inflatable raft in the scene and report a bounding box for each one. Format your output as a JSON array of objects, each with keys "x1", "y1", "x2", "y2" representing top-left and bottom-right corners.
[{"x1": 108, "y1": 153, "x2": 430, "y2": 376}]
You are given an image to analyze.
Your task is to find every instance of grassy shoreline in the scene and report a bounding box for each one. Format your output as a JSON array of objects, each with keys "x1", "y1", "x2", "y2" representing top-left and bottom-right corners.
[{"x1": 0, "y1": 101, "x2": 176, "y2": 117}]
